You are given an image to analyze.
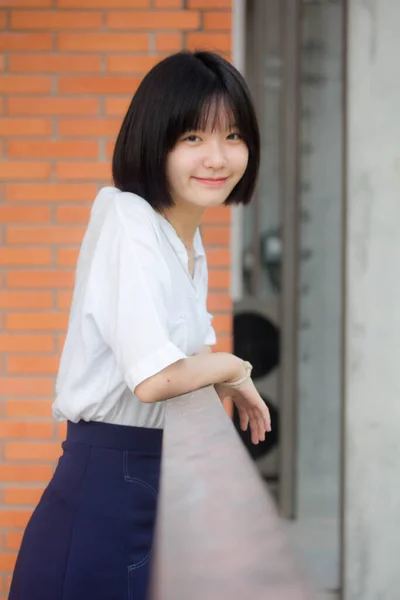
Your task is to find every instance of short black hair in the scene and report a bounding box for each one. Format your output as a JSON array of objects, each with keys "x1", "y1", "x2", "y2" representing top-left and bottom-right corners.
[{"x1": 112, "y1": 50, "x2": 260, "y2": 211}]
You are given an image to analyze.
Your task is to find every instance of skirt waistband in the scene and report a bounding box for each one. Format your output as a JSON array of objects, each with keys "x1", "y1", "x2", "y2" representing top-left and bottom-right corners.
[{"x1": 66, "y1": 420, "x2": 163, "y2": 453}]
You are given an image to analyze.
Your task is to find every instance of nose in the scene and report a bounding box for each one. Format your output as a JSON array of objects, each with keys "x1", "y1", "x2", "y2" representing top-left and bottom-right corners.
[{"x1": 203, "y1": 140, "x2": 227, "y2": 170}]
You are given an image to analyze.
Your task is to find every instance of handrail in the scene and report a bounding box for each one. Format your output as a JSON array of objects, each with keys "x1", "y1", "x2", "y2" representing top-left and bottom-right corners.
[{"x1": 149, "y1": 386, "x2": 314, "y2": 600}]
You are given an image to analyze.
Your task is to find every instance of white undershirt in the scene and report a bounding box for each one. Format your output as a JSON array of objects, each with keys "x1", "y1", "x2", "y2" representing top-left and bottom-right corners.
[{"x1": 52, "y1": 187, "x2": 216, "y2": 429}]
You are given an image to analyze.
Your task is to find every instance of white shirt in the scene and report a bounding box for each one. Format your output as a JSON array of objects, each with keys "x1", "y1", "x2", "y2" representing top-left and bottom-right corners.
[{"x1": 52, "y1": 186, "x2": 216, "y2": 429}]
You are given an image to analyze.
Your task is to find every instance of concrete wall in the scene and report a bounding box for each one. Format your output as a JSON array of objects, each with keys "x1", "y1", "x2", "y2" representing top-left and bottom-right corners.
[
  {"x1": 343, "y1": 0, "x2": 400, "y2": 597},
  {"x1": 297, "y1": 0, "x2": 343, "y2": 522}
]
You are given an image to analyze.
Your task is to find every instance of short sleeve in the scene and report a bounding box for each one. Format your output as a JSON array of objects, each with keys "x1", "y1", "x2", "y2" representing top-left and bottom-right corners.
[
  {"x1": 91, "y1": 198, "x2": 186, "y2": 392},
  {"x1": 204, "y1": 312, "x2": 217, "y2": 346}
]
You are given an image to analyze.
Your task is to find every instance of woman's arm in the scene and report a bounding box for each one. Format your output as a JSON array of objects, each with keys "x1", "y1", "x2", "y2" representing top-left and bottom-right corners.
[
  {"x1": 134, "y1": 352, "x2": 244, "y2": 404},
  {"x1": 135, "y1": 352, "x2": 271, "y2": 445}
]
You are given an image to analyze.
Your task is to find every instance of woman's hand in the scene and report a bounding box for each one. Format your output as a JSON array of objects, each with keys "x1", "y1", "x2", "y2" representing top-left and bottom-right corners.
[{"x1": 215, "y1": 378, "x2": 271, "y2": 445}]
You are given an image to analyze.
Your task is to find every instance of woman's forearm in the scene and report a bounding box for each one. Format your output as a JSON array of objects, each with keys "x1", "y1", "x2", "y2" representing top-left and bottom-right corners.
[{"x1": 134, "y1": 352, "x2": 244, "y2": 403}]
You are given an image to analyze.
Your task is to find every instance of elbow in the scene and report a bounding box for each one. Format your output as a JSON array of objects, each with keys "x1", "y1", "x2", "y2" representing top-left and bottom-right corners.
[{"x1": 134, "y1": 380, "x2": 154, "y2": 403}]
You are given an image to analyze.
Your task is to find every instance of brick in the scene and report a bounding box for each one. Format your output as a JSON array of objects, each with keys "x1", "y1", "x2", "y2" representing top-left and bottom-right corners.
[
  {"x1": 188, "y1": 0, "x2": 231, "y2": 6},
  {"x1": 57, "y1": 291, "x2": 73, "y2": 310},
  {"x1": 0, "y1": 162, "x2": 51, "y2": 180},
  {"x1": 0, "y1": 52, "x2": 4, "y2": 70},
  {"x1": 0, "y1": 97, "x2": 3, "y2": 114},
  {"x1": 215, "y1": 335, "x2": 232, "y2": 353},
  {"x1": 0, "y1": 511, "x2": 31, "y2": 528},
  {"x1": 0, "y1": 291, "x2": 53, "y2": 309},
  {"x1": 58, "y1": 0, "x2": 148, "y2": 6},
  {"x1": 0, "y1": 118, "x2": 52, "y2": 136},
  {"x1": 186, "y1": 32, "x2": 231, "y2": 52},
  {"x1": 1, "y1": 0, "x2": 51, "y2": 5},
  {"x1": 6, "y1": 312, "x2": 69, "y2": 331},
  {"x1": 6, "y1": 488, "x2": 44, "y2": 507},
  {"x1": 106, "y1": 55, "x2": 162, "y2": 74},
  {"x1": 0, "y1": 553, "x2": 17, "y2": 572},
  {"x1": 155, "y1": 33, "x2": 182, "y2": 52},
  {"x1": 0, "y1": 248, "x2": 51, "y2": 266},
  {"x1": 56, "y1": 162, "x2": 112, "y2": 181},
  {"x1": 58, "y1": 33, "x2": 149, "y2": 52},
  {"x1": 0, "y1": 464, "x2": 53, "y2": 483},
  {"x1": 7, "y1": 226, "x2": 85, "y2": 245},
  {"x1": 5, "y1": 442, "x2": 62, "y2": 462},
  {"x1": 0, "y1": 421, "x2": 53, "y2": 439},
  {"x1": 0, "y1": 206, "x2": 51, "y2": 223},
  {"x1": 212, "y1": 313, "x2": 231, "y2": 333},
  {"x1": 0, "y1": 33, "x2": 52, "y2": 51},
  {"x1": 207, "y1": 292, "x2": 232, "y2": 312},
  {"x1": 56, "y1": 205, "x2": 91, "y2": 222},
  {"x1": 204, "y1": 11, "x2": 231, "y2": 30},
  {"x1": 5, "y1": 183, "x2": 97, "y2": 202},
  {"x1": 7, "y1": 356, "x2": 60, "y2": 375},
  {"x1": 208, "y1": 268, "x2": 230, "y2": 289},
  {"x1": 57, "y1": 248, "x2": 79, "y2": 266},
  {"x1": 106, "y1": 139, "x2": 115, "y2": 159},
  {"x1": 5, "y1": 400, "x2": 52, "y2": 418},
  {"x1": 104, "y1": 97, "x2": 130, "y2": 116},
  {"x1": 7, "y1": 270, "x2": 75, "y2": 288},
  {"x1": 154, "y1": 0, "x2": 182, "y2": 6},
  {"x1": 107, "y1": 11, "x2": 199, "y2": 30},
  {"x1": 6, "y1": 531, "x2": 24, "y2": 551},
  {"x1": 11, "y1": 10, "x2": 103, "y2": 30},
  {"x1": 203, "y1": 205, "x2": 231, "y2": 224},
  {"x1": 9, "y1": 54, "x2": 102, "y2": 73},
  {"x1": 206, "y1": 248, "x2": 230, "y2": 267},
  {"x1": 0, "y1": 334, "x2": 54, "y2": 353},
  {"x1": 58, "y1": 76, "x2": 140, "y2": 95},
  {"x1": 58, "y1": 119, "x2": 120, "y2": 137},
  {"x1": 0, "y1": 376, "x2": 54, "y2": 397},
  {"x1": 57, "y1": 421, "x2": 67, "y2": 440},
  {"x1": 0, "y1": 76, "x2": 51, "y2": 95},
  {"x1": 58, "y1": 334, "x2": 67, "y2": 352},
  {"x1": 202, "y1": 225, "x2": 230, "y2": 245},
  {"x1": 7, "y1": 140, "x2": 98, "y2": 159},
  {"x1": 7, "y1": 97, "x2": 99, "y2": 116}
]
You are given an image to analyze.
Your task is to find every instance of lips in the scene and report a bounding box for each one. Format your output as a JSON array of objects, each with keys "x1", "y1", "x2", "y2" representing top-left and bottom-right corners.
[{"x1": 193, "y1": 177, "x2": 228, "y2": 185}]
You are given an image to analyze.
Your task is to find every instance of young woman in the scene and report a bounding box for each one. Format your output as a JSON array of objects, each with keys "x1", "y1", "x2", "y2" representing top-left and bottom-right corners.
[{"x1": 9, "y1": 50, "x2": 271, "y2": 600}]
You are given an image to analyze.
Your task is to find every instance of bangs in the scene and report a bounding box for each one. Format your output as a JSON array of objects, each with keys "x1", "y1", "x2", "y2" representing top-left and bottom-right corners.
[
  {"x1": 176, "y1": 92, "x2": 239, "y2": 137},
  {"x1": 164, "y1": 69, "x2": 252, "y2": 149}
]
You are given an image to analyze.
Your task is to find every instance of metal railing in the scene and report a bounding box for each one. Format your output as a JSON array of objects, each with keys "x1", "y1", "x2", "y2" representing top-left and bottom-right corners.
[{"x1": 149, "y1": 386, "x2": 314, "y2": 600}]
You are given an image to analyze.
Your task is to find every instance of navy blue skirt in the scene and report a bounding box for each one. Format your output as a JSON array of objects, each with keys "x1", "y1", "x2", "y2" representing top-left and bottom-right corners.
[{"x1": 9, "y1": 420, "x2": 163, "y2": 600}]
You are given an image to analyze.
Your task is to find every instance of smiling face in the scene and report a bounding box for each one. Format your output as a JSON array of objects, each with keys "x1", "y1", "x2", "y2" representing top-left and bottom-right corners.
[{"x1": 166, "y1": 107, "x2": 249, "y2": 210}]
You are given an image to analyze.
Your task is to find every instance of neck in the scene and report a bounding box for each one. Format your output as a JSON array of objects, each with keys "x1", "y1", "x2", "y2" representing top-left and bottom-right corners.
[{"x1": 161, "y1": 204, "x2": 204, "y2": 250}]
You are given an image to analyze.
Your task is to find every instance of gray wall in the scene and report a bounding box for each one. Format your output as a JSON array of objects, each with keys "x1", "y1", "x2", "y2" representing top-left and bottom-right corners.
[
  {"x1": 297, "y1": 0, "x2": 343, "y2": 521},
  {"x1": 343, "y1": 0, "x2": 400, "y2": 597}
]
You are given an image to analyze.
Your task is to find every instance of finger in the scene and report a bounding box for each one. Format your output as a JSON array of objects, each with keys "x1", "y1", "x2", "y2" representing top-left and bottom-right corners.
[
  {"x1": 249, "y1": 414, "x2": 260, "y2": 445},
  {"x1": 238, "y1": 408, "x2": 249, "y2": 431},
  {"x1": 256, "y1": 410, "x2": 266, "y2": 442},
  {"x1": 263, "y1": 405, "x2": 272, "y2": 432}
]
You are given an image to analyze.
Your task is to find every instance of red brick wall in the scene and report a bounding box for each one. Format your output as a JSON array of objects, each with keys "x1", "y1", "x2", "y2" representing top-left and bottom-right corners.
[{"x1": 0, "y1": 0, "x2": 232, "y2": 594}]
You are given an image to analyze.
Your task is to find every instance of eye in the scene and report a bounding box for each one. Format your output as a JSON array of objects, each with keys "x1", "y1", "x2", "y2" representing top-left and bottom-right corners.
[
  {"x1": 183, "y1": 134, "x2": 201, "y2": 143},
  {"x1": 227, "y1": 132, "x2": 242, "y2": 141}
]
